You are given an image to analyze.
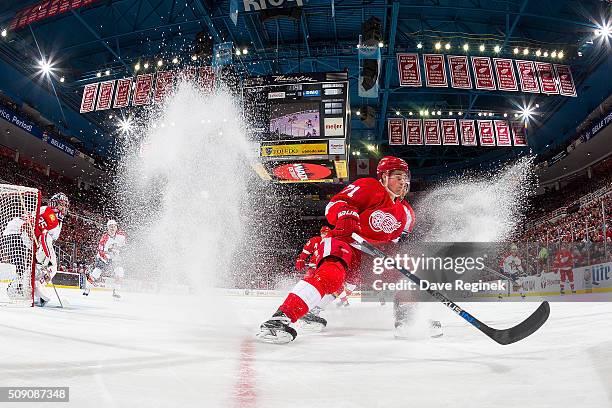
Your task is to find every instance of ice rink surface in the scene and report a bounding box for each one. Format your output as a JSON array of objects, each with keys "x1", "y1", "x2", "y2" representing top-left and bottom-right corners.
[{"x1": 1, "y1": 289, "x2": 611, "y2": 408}]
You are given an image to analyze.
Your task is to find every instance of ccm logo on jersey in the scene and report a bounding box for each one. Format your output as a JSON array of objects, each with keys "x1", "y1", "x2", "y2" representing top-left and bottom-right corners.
[
  {"x1": 369, "y1": 210, "x2": 401, "y2": 234},
  {"x1": 337, "y1": 210, "x2": 359, "y2": 219}
]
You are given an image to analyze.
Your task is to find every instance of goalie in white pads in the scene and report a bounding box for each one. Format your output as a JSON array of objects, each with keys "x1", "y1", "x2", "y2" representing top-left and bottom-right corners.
[
  {"x1": 2, "y1": 192, "x2": 69, "y2": 306},
  {"x1": 84, "y1": 219, "x2": 126, "y2": 298}
]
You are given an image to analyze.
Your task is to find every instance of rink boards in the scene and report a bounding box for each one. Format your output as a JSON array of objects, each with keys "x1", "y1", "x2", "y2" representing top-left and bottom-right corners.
[{"x1": 462, "y1": 261, "x2": 612, "y2": 299}]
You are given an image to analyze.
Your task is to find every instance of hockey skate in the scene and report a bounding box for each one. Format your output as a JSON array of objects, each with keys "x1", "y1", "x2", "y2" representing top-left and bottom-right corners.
[
  {"x1": 298, "y1": 309, "x2": 327, "y2": 332},
  {"x1": 256, "y1": 311, "x2": 297, "y2": 344},
  {"x1": 429, "y1": 320, "x2": 443, "y2": 338},
  {"x1": 112, "y1": 290, "x2": 121, "y2": 299},
  {"x1": 83, "y1": 288, "x2": 90, "y2": 296}
]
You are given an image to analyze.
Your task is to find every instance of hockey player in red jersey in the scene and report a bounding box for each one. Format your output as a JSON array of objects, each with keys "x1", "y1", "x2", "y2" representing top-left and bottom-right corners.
[
  {"x1": 295, "y1": 225, "x2": 331, "y2": 277},
  {"x1": 83, "y1": 220, "x2": 127, "y2": 298},
  {"x1": 553, "y1": 243, "x2": 575, "y2": 295},
  {"x1": 2, "y1": 192, "x2": 68, "y2": 305},
  {"x1": 257, "y1": 156, "x2": 415, "y2": 343}
]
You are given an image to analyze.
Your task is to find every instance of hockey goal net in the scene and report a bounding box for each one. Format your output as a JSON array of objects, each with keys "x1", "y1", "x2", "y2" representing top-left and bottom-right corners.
[{"x1": 0, "y1": 184, "x2": 41, "y2": 306}]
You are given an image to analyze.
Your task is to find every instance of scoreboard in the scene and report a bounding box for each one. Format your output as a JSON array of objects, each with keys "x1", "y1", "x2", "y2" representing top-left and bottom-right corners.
[{"x1": 243, "y1": 72, "x2": 350, "y2": 183}]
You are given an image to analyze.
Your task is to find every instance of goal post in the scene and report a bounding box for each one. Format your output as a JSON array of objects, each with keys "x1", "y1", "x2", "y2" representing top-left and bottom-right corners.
[{"x1": 0, "y1": 184, "x2": 41, "y2": 306}]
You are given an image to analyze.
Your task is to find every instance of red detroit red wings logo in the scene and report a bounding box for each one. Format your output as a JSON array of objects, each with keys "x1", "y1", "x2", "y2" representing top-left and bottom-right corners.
[{"x1": 369, "y1": 210, "x2": 401, "y2": 234}]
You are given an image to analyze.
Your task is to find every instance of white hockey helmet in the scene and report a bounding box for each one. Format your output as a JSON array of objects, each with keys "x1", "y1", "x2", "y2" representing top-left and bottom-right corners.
[{"x1": 107, "y1": 219, "x2": 118, "y2": 228}]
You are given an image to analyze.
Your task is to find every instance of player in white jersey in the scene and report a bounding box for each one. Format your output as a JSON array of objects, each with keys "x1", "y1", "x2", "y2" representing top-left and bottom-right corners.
[
  {"x1": 499, "y1": 244, "x2": 526, "y2": 299},
  {"x1": 83, "y1": 219, "x2": 126, "y2": 298}
]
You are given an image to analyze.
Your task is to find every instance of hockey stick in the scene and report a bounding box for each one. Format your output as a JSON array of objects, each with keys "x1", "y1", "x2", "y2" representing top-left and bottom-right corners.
[
  {"x1": 351, "y1": 233, "x2": 550, "y2": 345},
  {"x1": 51, "y1": 282, "x2": 64, "y2": 308}
]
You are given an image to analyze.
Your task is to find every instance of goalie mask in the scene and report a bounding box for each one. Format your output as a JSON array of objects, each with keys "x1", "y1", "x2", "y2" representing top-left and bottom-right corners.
[{"x1": 49, "y1": 192, "x2": 69, "y2": 218}]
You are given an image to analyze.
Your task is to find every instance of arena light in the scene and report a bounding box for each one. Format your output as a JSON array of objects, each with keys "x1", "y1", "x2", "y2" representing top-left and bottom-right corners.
[
  {"x1": 520, "y1": 107, "x2": 534, "y2": 119},
  {"x1": 478, "y1": 112, "x2": 482, "y2": 117},
  {"x1": 172, "y1": 57, "x2": 179, "y2": 64},
  {"x1": 143, "y1": 62, "x2": 149, "y2": 69},
  {"x1": 463, "y1": 43, "x2": 469, "y2": 51},
  {"x1": 445, "y1": 43, "x2": 451, "y2": 50},
  {"x1": 242, "y1": 48, "x2": 249, "y2": 55},
  {"x1": 558, "y1": 51, "x2": 564, "y2": 59},
  {"x1": 503, "y1": 113, "x2": 508, "y2": 117},
  {"x1": 134, "y1": 63, "x2": 141, "y2": 71},
  {"x1": 416, "y1": 42, "x2": 423, "y2": 49},
  {"x1": 479, "y1": 44, "x2": 485, "y2": 52},
  {"x1": 408, "y1": 111, "x2": 413, "y2": 116},
  {"x1": 105, "y1": 69, "x2": 110, "y2": 76},
  {"x1": 157, "y1": 60, "x2": 163, "y2": 67},
  {"x1": 38, "y1": 59, "x2": 53, "y2": 75},
  {"x1": 367, "y1": 144, "x2": 376, "y2": 151},
  {"x1": 458, "y1": 111, "x2": 463, "y2": 115},
  {"x1": 1, "y1": 29, "x2": 7, "y2": 37},
  {"x1": 118, "y1": 118, "x2": 133, "y2": 134},
  {"x1": 543, "y1": 51, "x2": 549, "y2": 57},
  {"x1": 419, "y1": 110, "x2": 424, "y2": 116},
  {"x1": 535, "y1": 49, "x2": 542, "y2": 57},
  {"x1": 59, "y1": 76, "x2": 65, "y2": 83},
  {"x1": 235, "y1": 49, "x2": 241, "y2": 56},
  {"x1": 523, "y1": 48, "x2": 529, "y2": 55},
  {"x1": 378, "y1": 41, "x2": 384, "y2": 48},
  {"x1": 395, "y1": 110, "x2": 401, "y2": 116},
  {"x1": 191, "y1": 54, "x2": 198, "y2": 61},
  {"x1": 494, "y1": 45, "x2": 501, "y2": 53},
  {"x1": 96, "y1": 72, "x2": 102, "y2": 78},
  {"x1": 595, "y1": 23, "x2": 612, "y2": 37},
  {"x1": 437, "y1": 110, "x2": 441, "y2": 115},
  {"x1": 448, "y1": 111, "x2": 453, "y2": 116},
  {"x1": 513, "y1": 47, "x2": 519, "y2": 54},
  {"x1": 551, "y1": 50, "x2": 557, "y2": 58},
  {"x1": 355, "y1": 110, "x2": 361, "y2": 116},
  {"x1": 435, "y1": 42, "x2": 441, "y2": 50}
]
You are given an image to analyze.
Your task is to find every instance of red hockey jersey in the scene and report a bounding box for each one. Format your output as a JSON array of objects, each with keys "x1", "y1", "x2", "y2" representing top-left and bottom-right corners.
[{"x1": 325, "y1": 177, "x2": 415, "y2": 244}]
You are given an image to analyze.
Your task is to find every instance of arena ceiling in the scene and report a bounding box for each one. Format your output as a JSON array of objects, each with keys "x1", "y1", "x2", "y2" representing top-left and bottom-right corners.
[{"x1": 0, "y1": 0, "x2": 610, "y2": 172}]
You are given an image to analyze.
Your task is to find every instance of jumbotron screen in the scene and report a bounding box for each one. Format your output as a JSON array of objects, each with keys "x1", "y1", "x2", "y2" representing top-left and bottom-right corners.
[{"x1": 242, "y1": 72, "x2": 350, "y2": 142}]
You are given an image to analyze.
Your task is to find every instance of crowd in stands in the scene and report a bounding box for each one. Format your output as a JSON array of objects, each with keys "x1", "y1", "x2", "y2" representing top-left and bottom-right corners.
[
  {"x1": 0, "y1": 150, "x2": 107, "y2": 270},
  {"x1": 520, "y1": 157, "x2": 612, "y2": 244}
]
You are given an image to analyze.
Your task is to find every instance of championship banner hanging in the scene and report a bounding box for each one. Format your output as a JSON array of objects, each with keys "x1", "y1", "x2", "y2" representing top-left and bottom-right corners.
[
  {"x1": 358, "y1": 43, "x2": 381, "y2": 98},
  {"x1": 471, "y1": 57, "x2": 496, "y2": 90},
  {"x1": 423, "y1": 119, "x2": 441, "y2": 145},
  {"x1": 493, "y1": 58, "x2": 518, "y2": 91},
  {"x1": 459, "y1": 120, "x2": 477, "y2": 146},
  {"x1": 494, "y1": 120, "x2": 512, "y2": 146},
  {"x1": 388, "y1": 118, "x2": 405, "y2": 145},
  {"x1": 515, "y1": 60, "x2": 540, "y2": 93},
  {"x1": 406, "y1": 119, "x2": 424, "y2": 145},
  {"x1": 555, "y1": 65, "x2": 577, "y2": 97},
  {"x1": 154, "y1": 71, "x2": 175, "y2": 102},
  {"x1": 511, "y1": 121, "x2": 528, "y2": 146},
  {"x1": 113, "y1": 78, "x2": 132, "y2": 108},
  {"x1": 477, "y1": 120, "x2": 496, "y2": 146},
  {"x1": 535, "y1": 62, "x2": 559, "y2": 95},
  {"x1": 441, "y1": 119, "x2": 459, "y2": 145},
  {"x1": 397, "y1": 53, "x2": 422, "y2": 87},
  {"x1": 447, "y1": 55, "x2": 472, "y2": 89},
  {"x1": 423, "y1": 54, "x2": 448, "y2": 87},
  {"x1": 80, "y1": 83, "x2": 99, "y2": 113},
  {"x1": 132, "y1": 74, "x2": 154, "y2": 106},
  {"x1": 95, "y1": 81, "x2": 115, "y2": 111}
]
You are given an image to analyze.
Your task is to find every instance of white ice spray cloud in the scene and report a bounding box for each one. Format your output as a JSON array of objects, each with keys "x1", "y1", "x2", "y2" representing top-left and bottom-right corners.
[
  {"x1": 116, "y1": 82, "x2": 252, "y2": 293},
  {"x1": 413, "y1": 156, "x2": 535, "y2": 242}
]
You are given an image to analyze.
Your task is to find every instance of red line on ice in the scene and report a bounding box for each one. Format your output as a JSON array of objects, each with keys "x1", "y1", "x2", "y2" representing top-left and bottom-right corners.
[{"x1": 233, "y1": 338, "x2": 257, "y2": 408}]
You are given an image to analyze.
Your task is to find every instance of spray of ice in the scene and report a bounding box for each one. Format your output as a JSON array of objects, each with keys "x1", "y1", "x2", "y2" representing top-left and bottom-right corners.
[
  {"x1": 413, "y1": 156, "x2": 535, "y2": 242},
  {"x1": 116, "y1": 82, "x2": 253, "y2": 296}
]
